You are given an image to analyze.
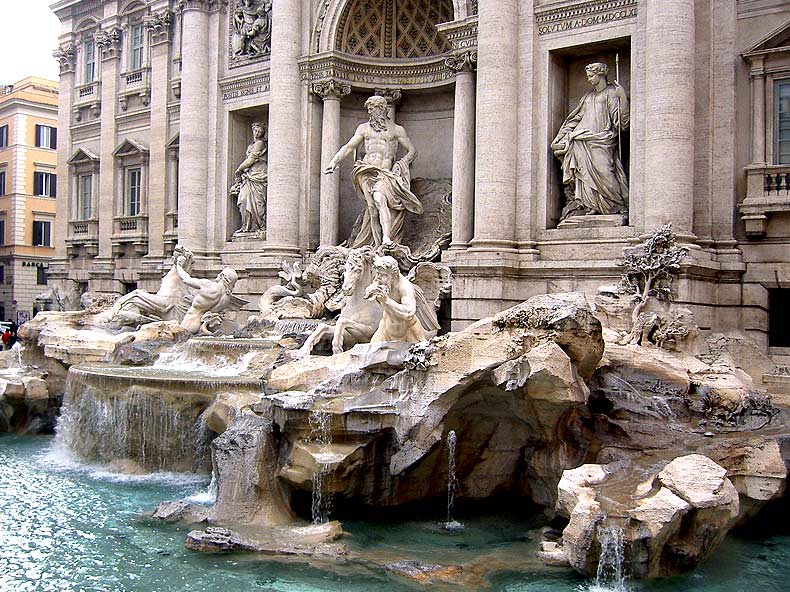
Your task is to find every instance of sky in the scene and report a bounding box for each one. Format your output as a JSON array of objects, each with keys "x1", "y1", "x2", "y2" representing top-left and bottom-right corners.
[{"x1": 0, "y1": 0, "x2": 62, "y2": 84}]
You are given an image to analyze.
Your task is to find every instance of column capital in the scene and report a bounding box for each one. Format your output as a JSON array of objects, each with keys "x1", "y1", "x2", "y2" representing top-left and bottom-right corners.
[
  {"x1": 311, "y1": 80, "x2": 351, "y2": 101},
  {"x1": 445, "y1": 51, "x2": 477, "y2": 73},
  {"x1": 95, "y1": 27, "x2": 122, "y2": 61},
  {"x1": 53, "y1": 42, "x2": 77, "y2": 75},
  {"x1": 374, "y1": 88, "x2": 402, "y2": 105},
  {"x1": 145, "y1": 11, "x2": 173, "y2": 45},
  {"x1": 175, "y1": 0, "x2": 225, "y2": 14}
]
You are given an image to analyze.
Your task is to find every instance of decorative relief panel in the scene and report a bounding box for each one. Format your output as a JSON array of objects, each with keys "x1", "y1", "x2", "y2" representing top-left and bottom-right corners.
[
  {"x1": 229, "y1": 0, "x2": 272, "y2": 68},
  {"x1": 300, "y1": 53, "x2": 454, "y2": 89},
  {"x1": 336, "y1": 0, "x2": 453, "y2": 59},
  {"x1": 535, "y1": 0, "x2": 637, "y2": 36}
]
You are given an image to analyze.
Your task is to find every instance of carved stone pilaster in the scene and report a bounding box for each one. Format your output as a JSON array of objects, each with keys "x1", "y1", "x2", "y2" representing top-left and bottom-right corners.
[
  {"x1": 311, "y1": 80, "x2": 351, "y2": 101},
  {"x1": 145, "y1": 11, "x2": 173, "y2": 45},
  {"x1": 53, "y1": 43, "x2": 77, "y2": 75},
  {"x1": 95, "y1": 27, "x2": 122, "y2": 60},
  {"x1": 445, "y1": 51, "x2": 477, "y2": 73}
]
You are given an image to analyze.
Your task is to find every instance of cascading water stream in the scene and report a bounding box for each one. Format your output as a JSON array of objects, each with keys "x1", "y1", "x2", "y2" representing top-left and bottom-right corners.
[
  {"x1": 11, "y1": 342, "x2": 23, "y2": 368},
  {"x1": 589, "y1": 524, "x2": 629, "y2": 592},
  {"x1": 308, "y1": 409, "x2": 333, "y2": 524},
  {"x1": 442, "y1": 430, "x2": 463, "y2": 530}
]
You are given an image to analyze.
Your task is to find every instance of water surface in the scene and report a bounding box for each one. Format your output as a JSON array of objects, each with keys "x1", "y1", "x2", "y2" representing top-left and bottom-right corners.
[{"x1": 1, "y1": 435, "x2": 788, "y2": 592}]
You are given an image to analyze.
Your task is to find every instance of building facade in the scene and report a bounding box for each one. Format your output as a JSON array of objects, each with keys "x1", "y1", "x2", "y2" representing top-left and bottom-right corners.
[
  {"x1": 48, "y1": 0, "x2": 790, "y2": 353},
  {"x1": 0, "y1": 78, "x2": 59, "y2": 324}
]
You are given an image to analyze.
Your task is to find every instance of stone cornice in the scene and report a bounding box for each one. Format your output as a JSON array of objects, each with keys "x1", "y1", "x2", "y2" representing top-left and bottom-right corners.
[
  {"x1": 219, "y1": 72, "x2": 271, "y2": 102},
  {"x1": 435, "y1": 15, "x2": 478, "y2": 52},
  {"x1": 311, "y1": 79, "x2": 351, "y2": 101},
  {"x1": 299, "y1": 51, "x2": 454, "y2": 90},
  {"x1": 535, "y1": 0, "x2": 637, "y2": 36}
]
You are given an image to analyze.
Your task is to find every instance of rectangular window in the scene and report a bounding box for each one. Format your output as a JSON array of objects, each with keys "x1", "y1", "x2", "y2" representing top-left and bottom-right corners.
[
  {"x1": 776, "y1": 80, "x2": 790, "y2": 165},
  {"x1": 37, "y1": 266, "x2": 47, "y2": 286},
  {"x1": 126, "y1": 167, "x2": 141, "y2": 216},
  {"x1": 33, "y1": 172, "x2": 56, "y2": 197},
  {"x1": 0, "y1": 125, "x2": 8, "y2": 148},
  {"x1": 35, "y1": 124, "x2": 57, "y2": 150},
  {"x1": 0, "y1": 266, "x2": 4, "y2": 284},
  {"x1": 84, "y1": 40, "x2": 95, "y2": 83},
  {"x1": 32, "y1": 220, "x2": 52, "y2": 247},
  {"x1": 0, "y1": 220, "x2": 4, "y2": 245},
  {"x1": 0, "y1": 170, "x2": 5, "y2": 196},
  {"x1": 130, "y1": 24, "x2": 145, "y2": 70},
  {"x1": 79, "y1": 174, "x2": 92, "y2": 220}
]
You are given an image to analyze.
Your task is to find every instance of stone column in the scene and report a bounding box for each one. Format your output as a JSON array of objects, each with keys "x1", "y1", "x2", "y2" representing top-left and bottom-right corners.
[
  {"x1": 144, "y1": 10, "x2": 173, "y2": 259},
  {"x1": 176, "y1": 1, "x2": 210, "y2": 254},
  {"x1": 446, "y1": 52, "x2": 477, "y2": 249},
  {"x1": 266, "y1": 0, "x2": 303, "y2": 255},
  {"x1": 749, "y1": 56, "x2": 766, "y2": 165},
  {"x1": 96, "y1": 28, "x2": 122, "y2": 259},
  {"x1": 643, "y1": 0, "x2": 695, "y2": 237},
  {"x1": 312, "y1": 80, "x2": 350, "y2": 247},
  {"x1": 469, "y1": 0, "x2": 518, "y2": 251},
  {"x1": 52, "y1": 42, "x2": 76, "y2": 261}
]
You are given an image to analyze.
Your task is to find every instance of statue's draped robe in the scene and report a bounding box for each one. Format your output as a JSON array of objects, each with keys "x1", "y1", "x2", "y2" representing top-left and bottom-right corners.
[
  {"x1": 554, "y1": 84, "x2": 629, "y2": 215},
  {"x1": 349, "y1": 159, "x2": 423, "y2": 247},
  {"x1": 237, "y1": 143, "x2": 268, "y2": 232}
]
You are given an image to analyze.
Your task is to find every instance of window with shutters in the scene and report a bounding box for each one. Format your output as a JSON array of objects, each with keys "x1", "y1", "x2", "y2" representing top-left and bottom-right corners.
[
  {"x1": 130, "y1": 24, "x2": 145, "y2": 70},
  {"x1": 35, "y1": 125, "x2": 57, "y2": 150},
  {"x1": 33, "y1": 172, "x2": 56, "y2": 198},
  {"x1": 32, "y1": 220, "x2": 52, "y2": 247},
  {"x1": 126, "y1": 167, "x2": 142, "y2": 216},
  {"x1": 0, "y1": 170, "x2": 5, "y2": 196},
  {"x1": 79, "y1": 174, "x2": 92, "y2": 220},
  {"x1": 0, "y1": 125, "x2": 8, "y2": 149},
  {"x1": 84, "y1": 39, "x2": 96, "y2": 83}
]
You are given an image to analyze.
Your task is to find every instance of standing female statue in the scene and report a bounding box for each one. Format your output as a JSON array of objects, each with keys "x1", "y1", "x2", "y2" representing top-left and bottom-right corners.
[{"x1": 231, "y1": 121, "x2": 268, "y2": 235}]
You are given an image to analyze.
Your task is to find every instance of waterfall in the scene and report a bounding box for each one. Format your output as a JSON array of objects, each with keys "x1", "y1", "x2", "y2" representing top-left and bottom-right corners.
[
  {"x1": 10, "y1": 341, "x2": 23, "y2": 368},
  {"x1": 308, "y1": 409, "x2": 333, "y2": 524},
  {"x1": 53, "y1": 370, "x2": 214, "y2": 473},
  {"x1": 443, "y1": 430, "x2": 463, "y2": 530},
  {"x1": 591, "y1": 524, "x2": 629, "y2": 592}
]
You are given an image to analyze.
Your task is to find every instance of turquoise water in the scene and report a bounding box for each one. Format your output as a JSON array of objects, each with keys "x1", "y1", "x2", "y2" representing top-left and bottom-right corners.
[{"x1": 1, "y1": 434, "x2": 789, "y2": 592}]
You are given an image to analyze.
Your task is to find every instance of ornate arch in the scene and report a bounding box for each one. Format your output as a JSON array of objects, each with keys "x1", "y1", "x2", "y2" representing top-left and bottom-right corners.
[
  {"x1": 313, "y1": 0, "x2": 465, "y2": 55},
  {"x1": 119, "y1": 0, "x2": 148, "y2": 16}
]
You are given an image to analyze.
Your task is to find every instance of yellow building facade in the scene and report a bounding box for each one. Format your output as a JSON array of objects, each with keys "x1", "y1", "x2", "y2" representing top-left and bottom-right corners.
[{"x1": 0, "y1": 77, "x2": 59, "y2": 324}]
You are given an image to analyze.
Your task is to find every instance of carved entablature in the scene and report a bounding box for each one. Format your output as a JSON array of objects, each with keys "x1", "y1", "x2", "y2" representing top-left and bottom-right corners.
[
  {"x1": 53, "y1": 42, "x2": 77, "y2": 75},
  {"x1": 95, "y1": 27, "x2": 122, "y2": 60},
  {"x1": 436, "y1": 15, "x2": 478, "y2": 52},
  {"x1": 228, "y1": 0, "x2": 272, "y2": 69},
  {"x1": 299, "y1": 52, "x2": 454, "y2": 91},
  {"x1": 219, "y1": 72, "x2": 271, "y2": 103},
  {"x1": 311, "y1": 79, "x2": 351, "y2": 101},
  {"x1": 144, "y1": 11, "x2": 173, "y2": 45},
  {"x1": 175, "y1": 0, "x2": 224, "y2": 12},
  {"x1": 535, "y1": 0, "x2": 637, "y2": 36}
]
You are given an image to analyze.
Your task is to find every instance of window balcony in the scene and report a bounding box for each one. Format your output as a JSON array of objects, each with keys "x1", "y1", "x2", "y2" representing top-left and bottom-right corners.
[
  {"x1": 118, "y1": 67, "x2": 151, "y2": 111},
  {"x1": 112, "y1": 214, "x2": 149, "y2": 255},
  {"x1": 740, "y1": 164, "x2": 790, "y2": 237},
  {"x1": 74, "y1": 80, "x2": 101, "y2": 105},
  {"x1": 66, "y1": 219, "x2": 99, "y2": 257}
]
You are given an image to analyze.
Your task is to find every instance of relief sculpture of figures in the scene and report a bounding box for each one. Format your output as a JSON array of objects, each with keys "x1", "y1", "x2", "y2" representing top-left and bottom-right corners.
[
  {"x1": 174, "y1": 259, "x2": 248, "y2": 335},
  {"x1": 230, "y1": 121, "x2": 268, "y2": 236},
  {"x1": 324, "y1": 95, "x2": 423, "y2": 247},
  {"x1": 552, "y1": 62, "x2": 630, "y2": 219},
  {"x1": 232, "y1": 0, "x2": 272, "y2": 58}
]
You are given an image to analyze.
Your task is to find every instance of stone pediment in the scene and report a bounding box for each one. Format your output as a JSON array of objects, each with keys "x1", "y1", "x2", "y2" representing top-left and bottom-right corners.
[
  {"x1": 744, "y1": 19, "x2": 790, "y2": 56},
  {"x1": 112, "y1": 138, "x2": 149, "y2": 158},
  {"x1": 67, "y1": 147, "x2": 99, "y2": 165}
]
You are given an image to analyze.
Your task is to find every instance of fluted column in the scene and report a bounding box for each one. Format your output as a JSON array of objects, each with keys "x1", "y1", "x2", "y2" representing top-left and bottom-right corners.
[
  {"x1": 469, "y1": 0, "x2": 518, "y2": 251},
  {"x1": 176, "y1": 1, "x2": 210, "y2": 253},
  {"x1": 266, "y1": 0, "x2": 303, "y2": 255},
  {"x1": 446, "y1": 52, "x2": 477, "y2": 249},
  {"x1": 643, "y1": 0, "x2": 696, "y2": 237},
  {"x1": 749, "y1": 56, "x2": 766, "y2": 165},
  {"x1": 312, "y1": 80, "x2": 350, "y2": 247}
]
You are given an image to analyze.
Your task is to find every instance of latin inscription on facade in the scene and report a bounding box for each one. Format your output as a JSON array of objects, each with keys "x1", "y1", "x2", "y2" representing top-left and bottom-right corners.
[{"x1": 536, "y1": 0, "x2": 637, "y2": 36}]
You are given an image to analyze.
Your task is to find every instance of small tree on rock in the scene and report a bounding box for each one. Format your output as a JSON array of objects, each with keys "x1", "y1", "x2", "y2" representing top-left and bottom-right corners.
[{"x1": 618, "y1": 224, "x2": 688, "y2": 344}]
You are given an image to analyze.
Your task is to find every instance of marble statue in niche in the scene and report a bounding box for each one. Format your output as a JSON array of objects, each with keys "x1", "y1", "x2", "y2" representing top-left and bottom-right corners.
[
  {"x1": 324, "y1": 95, "x2": 424, "y2": 247},
  {"x1": 551, "y1": 62, "x2": 630, "y2": 220},
  {"x1": 232, "y1": 0, "x2": 272, "y2": 58},
  {"x1": 230, "y1": 121, "x2": 268, "y2": 237}
]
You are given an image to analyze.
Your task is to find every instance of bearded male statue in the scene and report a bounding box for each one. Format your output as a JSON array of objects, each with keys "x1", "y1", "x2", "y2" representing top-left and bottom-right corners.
[
  {"x1": 324, "y1": 95, "x2": 423, "y2": 247},
  {"x1": 363, "y1": 255, "x2": 439, "y2": 343}
]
